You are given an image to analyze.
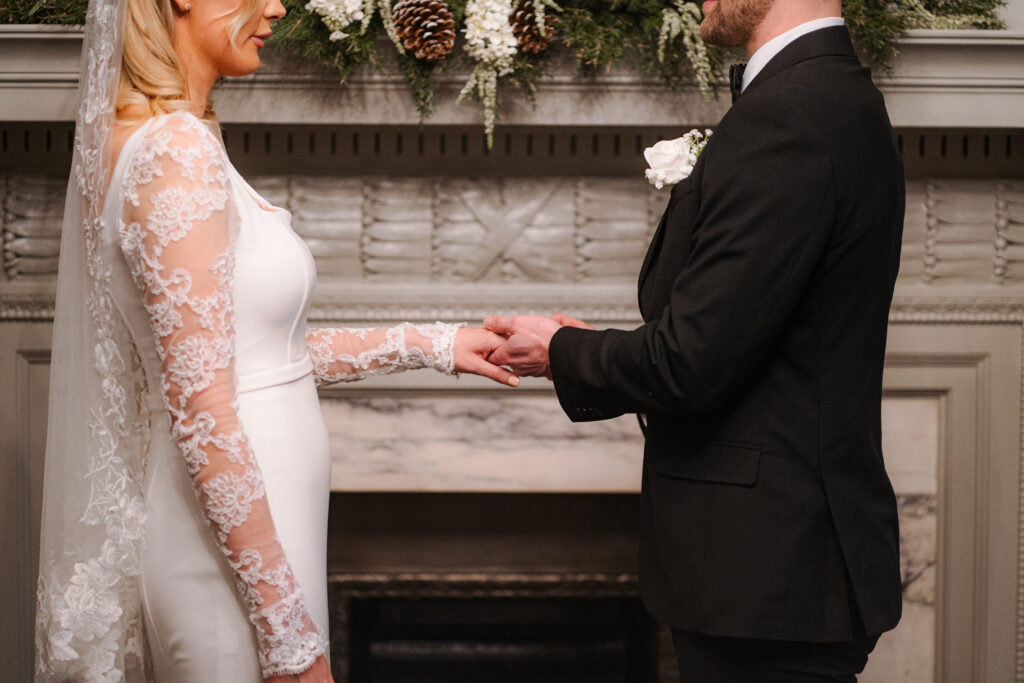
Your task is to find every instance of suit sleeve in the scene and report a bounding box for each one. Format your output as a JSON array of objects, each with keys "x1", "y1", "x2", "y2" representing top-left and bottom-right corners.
[{"x1": 550, "y1": 101, "x2": 835, "y2": 420}]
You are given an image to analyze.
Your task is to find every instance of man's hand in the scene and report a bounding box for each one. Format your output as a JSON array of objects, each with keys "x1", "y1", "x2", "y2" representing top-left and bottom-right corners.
[{"x1": 484, "y1": 314, "x2": 590, "y2": 378}]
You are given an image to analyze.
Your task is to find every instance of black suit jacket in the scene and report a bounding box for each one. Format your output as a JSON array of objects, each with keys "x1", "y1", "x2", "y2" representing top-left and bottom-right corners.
[{"x1": 549, "y1": 26, "x2": 904, "y2": 641}]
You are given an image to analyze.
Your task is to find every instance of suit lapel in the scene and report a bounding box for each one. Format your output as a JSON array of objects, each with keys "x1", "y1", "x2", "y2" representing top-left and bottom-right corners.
[
  {"x1": 638, "y1": 211, "x2": 668, "y2": 304},
  {"x1": 638, "y1": 152, "x2": 707, "y2": 319}
]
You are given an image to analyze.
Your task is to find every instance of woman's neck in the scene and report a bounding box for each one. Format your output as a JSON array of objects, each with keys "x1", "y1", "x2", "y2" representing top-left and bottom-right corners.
[{"x1": 172, "y1": 36, "x2": 217, "y2": 115}]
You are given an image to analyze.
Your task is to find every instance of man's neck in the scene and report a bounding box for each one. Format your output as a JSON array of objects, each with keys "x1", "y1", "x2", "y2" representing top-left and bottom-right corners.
[{"x1": 745, "y1": 1, "x2": 842, "y2": 57}]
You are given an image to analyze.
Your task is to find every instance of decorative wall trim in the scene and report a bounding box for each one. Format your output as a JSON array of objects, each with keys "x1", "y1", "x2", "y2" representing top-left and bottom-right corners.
[
  {"x1": 4, "y1": 175, "x2": 1023, "y2": 293},
  {"x1": 0, "y1": 289, "x2": 56, "y2": 321},
  {"x1": 889, "y1": 296, "x2": 1024, "y2": 324},
  {"x1": 7, "y1": 289, "x2": 1024, "y2": 324},
  {"x1": 15, "y1": 349, "x2": 49, "y2": 683},
  {"x1": 328, "y1": 571, "x2": 640, "y2": 598}
]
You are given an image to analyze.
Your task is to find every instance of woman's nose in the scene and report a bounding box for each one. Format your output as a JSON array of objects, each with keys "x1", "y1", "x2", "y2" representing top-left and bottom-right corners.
[{"x1": 266, "y1": 0, "x2": 285, "y2": 22}]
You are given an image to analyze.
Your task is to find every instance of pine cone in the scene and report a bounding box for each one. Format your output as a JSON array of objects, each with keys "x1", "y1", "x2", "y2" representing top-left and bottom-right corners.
[
  {"x1": 510, "y1": 0, "x2": 555, "y2": 55},
  {"x1": 393, "y1": 0, "x2": 456, "y2": 63}
]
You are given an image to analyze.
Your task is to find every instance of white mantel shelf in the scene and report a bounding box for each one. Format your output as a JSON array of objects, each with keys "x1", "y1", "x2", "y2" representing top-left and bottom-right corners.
[{"x1": 1, "y1": 25, "x2": 1023, "y2": 127}]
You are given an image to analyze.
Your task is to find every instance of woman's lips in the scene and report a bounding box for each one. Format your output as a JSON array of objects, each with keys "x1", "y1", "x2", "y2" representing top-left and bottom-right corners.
[{"x1": 252, "y1": 34, "x2": 270, "y2": 47}]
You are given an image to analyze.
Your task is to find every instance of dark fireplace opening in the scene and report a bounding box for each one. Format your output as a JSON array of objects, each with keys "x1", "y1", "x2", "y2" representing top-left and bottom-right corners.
[
  {"x1": 346, "y1": 595, "x2": 657, "y2": 683},
  {"x1": 326, "y1": 494, "x2": 678, "y2": 681}
]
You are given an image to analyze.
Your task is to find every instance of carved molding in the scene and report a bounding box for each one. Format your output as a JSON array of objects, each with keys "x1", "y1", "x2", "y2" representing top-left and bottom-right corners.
[
  {"x1": 2, "y1": 26, "x2": 1023, "y2": 127},
  {"x1": 7, "y1": 287, "x2": 1024, "y2": 325},
  {"x1": 327, "y1": 571, "x2": 648, "y2": 683},
  {"x1": 889, "y1": 295, "x2": 1024, "y2": 323},
  {"x1": 6, "y1": 174, "x2": 1024, "y2": 293},
  {"x1": 328, "y1": 571, "x2": 640, "y2": 598},
  {"x1": 0, "y1": 289, "x2": 56, "y2": 321},
  {"x1": 14, "y1": 349, "x2": 49, "y2": 683}
]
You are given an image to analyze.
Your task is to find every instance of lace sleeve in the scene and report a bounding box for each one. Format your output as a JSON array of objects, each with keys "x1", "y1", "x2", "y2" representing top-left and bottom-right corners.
[
  {"x1": 118, "y1": 113, "x2": 327, "y2": 676},
  {"x1": 305, "y1": 322, "x2": 462, "y2": 387}
]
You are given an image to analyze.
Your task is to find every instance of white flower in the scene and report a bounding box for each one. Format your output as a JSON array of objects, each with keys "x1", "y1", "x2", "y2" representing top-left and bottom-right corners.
[
  {"x1": 59, "y1": 560, "x2": 123, "y2": 642},
  {"x1": 463, "y1": 0, "x2": 517, "y2": 74},
  {"x1": 305, "y1": 0, "x2": 366, "y2": 40},
  {"x1": 644, "y1": 129, "x2": 711, "y2": 189}
]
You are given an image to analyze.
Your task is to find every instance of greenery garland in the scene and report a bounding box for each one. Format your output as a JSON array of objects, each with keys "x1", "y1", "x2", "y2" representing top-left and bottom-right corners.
[{"x1": 2, "y1": 0, "x2": 1006, "y2": 144}]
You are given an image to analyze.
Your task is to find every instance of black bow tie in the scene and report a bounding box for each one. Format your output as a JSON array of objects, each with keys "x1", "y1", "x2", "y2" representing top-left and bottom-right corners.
[{"x1": 729, "y1": 63, "x2": 746, "y2": 103}]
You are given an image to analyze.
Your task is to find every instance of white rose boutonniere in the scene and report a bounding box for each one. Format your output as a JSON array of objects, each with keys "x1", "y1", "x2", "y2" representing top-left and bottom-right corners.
[{"x1": 644, "y1": 129, "x2": 712, "y2": 189}]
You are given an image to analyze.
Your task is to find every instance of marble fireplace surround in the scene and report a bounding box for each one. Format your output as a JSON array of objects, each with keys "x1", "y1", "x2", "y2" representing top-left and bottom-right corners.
[{"x1": 2, "y1": 25, "x2": 1024, "y2": 683}]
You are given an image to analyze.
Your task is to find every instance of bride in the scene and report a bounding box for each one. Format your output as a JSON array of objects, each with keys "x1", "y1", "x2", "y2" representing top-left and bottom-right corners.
[{"x1": 33, "y1": 0, "x2": 519, "y2": 679}]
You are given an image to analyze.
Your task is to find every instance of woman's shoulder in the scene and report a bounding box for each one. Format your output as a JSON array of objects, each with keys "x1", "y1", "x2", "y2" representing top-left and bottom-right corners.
[
  {"x1": 117, "y1": 110, "x2": 231, "y2": 205},
  {"x1": 140, "y1": 110, "x2": 224, "y2": 156},
  {"x1": 122, "y1": 111, "x2": 226, "y2": 172}
]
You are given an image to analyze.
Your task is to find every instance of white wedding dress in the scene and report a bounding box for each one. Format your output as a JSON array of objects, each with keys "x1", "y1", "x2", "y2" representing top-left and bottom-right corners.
[{"x1": 102, "y1": 110, "x2": 460, "y2": 680}]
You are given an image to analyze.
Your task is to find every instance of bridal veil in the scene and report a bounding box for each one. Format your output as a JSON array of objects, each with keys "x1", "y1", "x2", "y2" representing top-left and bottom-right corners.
[{"x1": 33, "y1": 0, "x2": 152, "y2": 679}]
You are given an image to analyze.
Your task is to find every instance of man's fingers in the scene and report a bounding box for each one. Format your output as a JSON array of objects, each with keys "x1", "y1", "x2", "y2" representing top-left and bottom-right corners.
[
  {"x1": 487, "y1": 343, "x2": 512, "y2": 367},
  {"x1": 483, "y1": 315, "x2": 516, "y2": 337},
  {"x1": 551, "y1": 313, "x2": 595, "y2": 330},
  {"x1": 467, "y1": 355, "x2": 520, "y2": 387}
]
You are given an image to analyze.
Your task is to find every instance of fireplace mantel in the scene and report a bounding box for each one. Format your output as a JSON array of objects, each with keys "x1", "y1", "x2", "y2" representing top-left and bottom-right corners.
[{"x1": 1, "y1": 25, "x2": 1023, "y2": 127}]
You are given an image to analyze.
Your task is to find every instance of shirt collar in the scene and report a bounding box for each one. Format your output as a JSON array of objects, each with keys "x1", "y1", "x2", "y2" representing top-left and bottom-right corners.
[{"x1": 741, "y1": 17, "x2": 845, "y2": 92}]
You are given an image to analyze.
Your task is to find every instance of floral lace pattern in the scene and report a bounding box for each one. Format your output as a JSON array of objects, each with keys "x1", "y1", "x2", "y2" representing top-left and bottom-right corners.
[
  {"x1": 116, "y1": 112, "x2": 328, "y2": 676},
  {"x1": 305, "y1": 321, "x2": 462, "y2": 387}
]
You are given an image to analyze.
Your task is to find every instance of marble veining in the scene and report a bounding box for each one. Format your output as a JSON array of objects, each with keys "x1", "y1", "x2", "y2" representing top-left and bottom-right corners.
[{"x1": 323, "y1": 394, "x2": 644, "y2": 492}]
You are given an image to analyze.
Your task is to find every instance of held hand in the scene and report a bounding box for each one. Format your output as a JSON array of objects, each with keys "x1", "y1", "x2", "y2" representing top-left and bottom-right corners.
[
  {"x1": 266, "y1": 655, "x2": 334, "y2": 683},
  {"x1": 483, "y1": 315, "x2": 563, "y2": 378},
  {"x1": 454, "y1": 327, "x2": 521, "y2": 387}
]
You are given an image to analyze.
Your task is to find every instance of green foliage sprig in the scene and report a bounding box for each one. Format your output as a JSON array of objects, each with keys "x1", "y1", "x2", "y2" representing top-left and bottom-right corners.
[
  {"x1": 2, "y1": 0, "x2": 87, "y2": 24},
  {"x1": 843, "y1": 0, "x2": 1005, "y2": 67}
]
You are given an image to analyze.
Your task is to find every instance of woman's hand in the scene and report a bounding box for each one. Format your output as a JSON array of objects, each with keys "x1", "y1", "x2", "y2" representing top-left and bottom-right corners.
[
  {"x1": 455, "y1": 326, "x2": 520, "y2": 387},
  {"x1": 266, "y1": 655, "x2": 334, "y2": 683}
]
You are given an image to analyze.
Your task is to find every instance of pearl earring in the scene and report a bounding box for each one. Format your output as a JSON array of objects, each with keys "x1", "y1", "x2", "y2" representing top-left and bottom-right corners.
[{"x1": 183, "y1": 2, "x2": 191, "y2": 9}]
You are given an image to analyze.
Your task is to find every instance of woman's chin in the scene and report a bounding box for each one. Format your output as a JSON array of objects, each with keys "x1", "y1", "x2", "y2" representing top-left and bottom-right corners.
[{"x1": 221, "y1": 51, "x2": 262, "y2": 78}]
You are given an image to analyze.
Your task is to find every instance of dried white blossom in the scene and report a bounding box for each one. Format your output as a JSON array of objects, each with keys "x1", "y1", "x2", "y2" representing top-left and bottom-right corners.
[
  {"x1": 459, "y1": 0, "x2": 518, "y2": 148},
  {"x1": 531, "y1": 0, "x2": 561, "y2": 39},
  {"x1": 306, "y1": 0, "x2": 403, "y2": 51},
  {"x1": 305, "y1": 0, "x2": 366, "y2": 41},
  {"x1": 660, "y1": 1, "x2": 715, "y2": 96},
  {"x1": 463, "y1": 0, "x2": 518, "y2": 73}
]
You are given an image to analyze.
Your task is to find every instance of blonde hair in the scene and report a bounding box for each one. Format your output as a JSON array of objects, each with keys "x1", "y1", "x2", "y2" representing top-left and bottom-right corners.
[{"x1": 116, "y1": 0, "x2": 262, "y2": 122}]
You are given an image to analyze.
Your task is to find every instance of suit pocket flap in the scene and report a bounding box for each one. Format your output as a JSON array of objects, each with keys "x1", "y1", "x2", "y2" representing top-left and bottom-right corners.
[{"x1": 653, "y1": 441, "x2": 761, "y2": 486}]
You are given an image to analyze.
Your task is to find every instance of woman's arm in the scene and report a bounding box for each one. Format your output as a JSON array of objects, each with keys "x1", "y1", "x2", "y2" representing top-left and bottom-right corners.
[
  {"x1": 119, "y1": 113, "x2": 328, "y2": 677},
  {"x1": 306, "y1": 325, "x2": 518, "y2": 387}
]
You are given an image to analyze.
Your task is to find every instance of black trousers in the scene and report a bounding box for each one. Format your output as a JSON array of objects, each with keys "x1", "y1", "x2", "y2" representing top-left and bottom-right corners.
[{"x1": 670, "y1": 626, "x2": 879, "y2": 683}]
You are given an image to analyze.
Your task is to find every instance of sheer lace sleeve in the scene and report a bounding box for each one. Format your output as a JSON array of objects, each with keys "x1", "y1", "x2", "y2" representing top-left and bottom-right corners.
[
  {"x1": 305, "y1": 322, "x2": 462, "y2": 387},
  {"x1": 117, "y1": 113, "x2": 328, "y2": 676}
]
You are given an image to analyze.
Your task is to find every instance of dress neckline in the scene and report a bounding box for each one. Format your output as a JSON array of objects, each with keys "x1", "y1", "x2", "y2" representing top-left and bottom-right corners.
[{"x1": 104, "y1": 112, "x2": 293, "y2": 220}]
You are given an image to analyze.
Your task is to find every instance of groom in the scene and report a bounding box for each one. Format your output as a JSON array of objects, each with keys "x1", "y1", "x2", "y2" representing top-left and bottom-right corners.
[{"x1": 486, "y1": 0, "x2": 904, "y2": 679}]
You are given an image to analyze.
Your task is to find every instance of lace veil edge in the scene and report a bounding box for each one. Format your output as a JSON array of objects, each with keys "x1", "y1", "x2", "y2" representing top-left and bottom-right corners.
[{"x1": 34, "y1": 0, "x2": 152, "y2": 680}]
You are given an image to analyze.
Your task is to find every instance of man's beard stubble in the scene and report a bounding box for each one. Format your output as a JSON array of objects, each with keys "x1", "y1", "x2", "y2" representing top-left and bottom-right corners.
[{"x1": 699, "y1": 0, "x2": 773, "y2": 48}]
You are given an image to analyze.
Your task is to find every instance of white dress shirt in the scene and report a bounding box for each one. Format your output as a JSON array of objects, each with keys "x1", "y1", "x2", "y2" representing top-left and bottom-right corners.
[{"x1": 741, "y1": 17, "x2": 846, "y2": 92}]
